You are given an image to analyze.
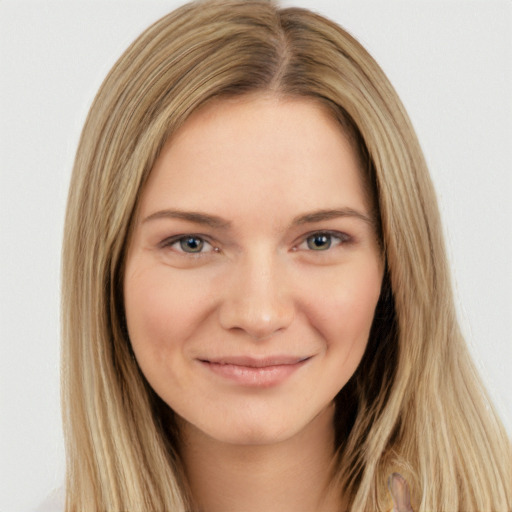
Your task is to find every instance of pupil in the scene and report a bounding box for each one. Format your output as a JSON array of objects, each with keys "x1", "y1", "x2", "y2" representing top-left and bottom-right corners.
[
  {"x1": 181, "y1": 237, "x2": 203, "y2": 252},
  {"x1": 308, "y1": 234, "x2": 331, "y2": 250}
]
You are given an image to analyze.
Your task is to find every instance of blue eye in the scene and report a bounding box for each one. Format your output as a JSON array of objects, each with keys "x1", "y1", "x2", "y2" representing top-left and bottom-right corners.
[
  {"x1": 178, "y1": 236, "x2": 205, "y2": 253},
  {"x1": 299, "y1": 231, "x2": 349, "y2": 251},
  {"x1": 306, "y1": 233, "x2": 332, "y2": 251},
  {"x1": 162, "y1": 235, "x2": 215, "y2": 254}
]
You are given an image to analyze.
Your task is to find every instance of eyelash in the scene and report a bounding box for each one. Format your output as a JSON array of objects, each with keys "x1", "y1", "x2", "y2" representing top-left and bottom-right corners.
[
  {"x1": 294, "y1": 231, "x2": 352, "y2": 252},
  {"x1": 159, "y1": 231, "x2": 351, "y2": 255},
  {"x1": 159, "y1": 235, "x2": 218, "y2": 255}
]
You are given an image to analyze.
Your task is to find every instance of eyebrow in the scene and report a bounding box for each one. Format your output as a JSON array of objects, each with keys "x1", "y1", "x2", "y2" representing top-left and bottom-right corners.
[
  {"x1": 142, "y1": 209, "x2": 232, "y2": 229},
  {"x1": 143, "y1": 207, "x2": 373, "y2": 229},
  {"x1": 291, "y1": 208, "x2": 374, "y2": 227}
]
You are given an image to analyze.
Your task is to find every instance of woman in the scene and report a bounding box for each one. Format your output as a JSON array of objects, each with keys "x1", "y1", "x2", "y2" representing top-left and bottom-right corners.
[{"x1": 61, "y1": 1, "x2": 511, "y2": 510}]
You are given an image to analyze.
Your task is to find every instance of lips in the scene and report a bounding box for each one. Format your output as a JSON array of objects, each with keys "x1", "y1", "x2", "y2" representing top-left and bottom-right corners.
[
  {"x1": 198, "y1": 355, "x2": 311, "y2": 387},
  {"x1": 200, "y1": 355, "x2": 310, "y2": 367}
]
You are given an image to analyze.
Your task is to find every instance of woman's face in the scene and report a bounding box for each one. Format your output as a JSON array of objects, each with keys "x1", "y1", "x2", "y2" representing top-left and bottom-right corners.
[{"x1": 124, "y1": 95, "x2": 383, "y2": 445}]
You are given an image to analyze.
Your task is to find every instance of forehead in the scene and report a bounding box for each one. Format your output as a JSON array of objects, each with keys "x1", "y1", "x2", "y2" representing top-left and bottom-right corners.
[{"x1": 139, "y1": 94, "x2": 370, "y2": 222}]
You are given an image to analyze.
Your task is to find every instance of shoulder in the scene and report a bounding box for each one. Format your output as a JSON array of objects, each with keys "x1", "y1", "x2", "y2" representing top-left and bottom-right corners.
[{"x1": 34, "y1": 487, "x2": 65, "y2": 512}]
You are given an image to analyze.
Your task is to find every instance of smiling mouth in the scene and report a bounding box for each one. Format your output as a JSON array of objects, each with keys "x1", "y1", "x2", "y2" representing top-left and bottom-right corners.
[{"x1": 198, "y1": 356, "x2": 312, "y2": 387}]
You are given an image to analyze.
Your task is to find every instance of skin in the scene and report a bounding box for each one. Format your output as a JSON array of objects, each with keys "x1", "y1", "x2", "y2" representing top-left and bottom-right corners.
[
  {"x1": 124, "y1": 94, "x2": 385, "y2": 511},
  {"x1": 389, "y1": 473, "x2": 414, "y2": 512}
]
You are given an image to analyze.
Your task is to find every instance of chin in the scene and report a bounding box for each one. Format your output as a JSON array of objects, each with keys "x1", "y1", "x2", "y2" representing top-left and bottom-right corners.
[
  {"x1": 180, "y1": 412, "x2": 294, "y2": 447},
  {"x1": 217, "y1": 422, "x2": 296, "y2": 446},
  {"x1": 179, "y1": 401, "x2": 336, "y2": 448}
]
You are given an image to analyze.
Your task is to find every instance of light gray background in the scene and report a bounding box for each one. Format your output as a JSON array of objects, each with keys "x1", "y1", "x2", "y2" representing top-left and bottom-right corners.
[{"x1": 1, "y1": 1, "x2": 511, "y2": 510}]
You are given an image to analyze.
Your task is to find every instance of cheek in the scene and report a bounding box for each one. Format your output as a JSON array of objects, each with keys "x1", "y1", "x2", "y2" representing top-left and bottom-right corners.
[
  {"x1": 123, "y1": 264, "x2": 211, "y2": 371},
  {"x1": 125, "y1": 272, "x2": 172, "y2": 348},
  {"x1": 302, "y1": 260, "x2": 382, "y2": 366}
]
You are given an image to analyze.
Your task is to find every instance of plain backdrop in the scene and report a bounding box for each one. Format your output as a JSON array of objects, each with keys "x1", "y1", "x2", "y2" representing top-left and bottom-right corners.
[{"x1": 1, "y1": 1, "x2": 511, "y2": 510}]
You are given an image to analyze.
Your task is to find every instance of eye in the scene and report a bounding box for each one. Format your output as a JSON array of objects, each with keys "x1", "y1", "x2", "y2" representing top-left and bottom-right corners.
[
  {"x1": 297, "y1": 231, "x2": 350, "y2": 251},
  {"x1": 162, "y1": 235, "x2": 216, "y2": 254},
  {"x1": 307, "y1": 233, "x2": 333, "y2": 251},
  {"x1": 178, "y1": 236, "x2": 206, "y2": 253}
]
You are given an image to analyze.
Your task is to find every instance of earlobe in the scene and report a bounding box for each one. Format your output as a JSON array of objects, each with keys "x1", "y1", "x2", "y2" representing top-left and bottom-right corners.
[{"x1": 388, "y1": 472, "x2": 414, "y2": 512}]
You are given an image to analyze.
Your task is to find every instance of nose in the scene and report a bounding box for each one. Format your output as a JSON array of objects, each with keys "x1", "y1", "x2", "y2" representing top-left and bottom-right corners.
[{"x1": 218, "y1": 253, "x2": 294, "y2": 341}]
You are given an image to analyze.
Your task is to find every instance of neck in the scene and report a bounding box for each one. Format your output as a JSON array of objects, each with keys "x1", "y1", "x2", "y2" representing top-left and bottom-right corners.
[{"x1": 178, "y1": 404, "x2": 345, "y2": 512}]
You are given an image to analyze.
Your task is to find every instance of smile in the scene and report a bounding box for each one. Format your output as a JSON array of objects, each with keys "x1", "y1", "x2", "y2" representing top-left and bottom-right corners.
[{"x1": 198, "y1": 356, "x2": 312, "y2": 387}]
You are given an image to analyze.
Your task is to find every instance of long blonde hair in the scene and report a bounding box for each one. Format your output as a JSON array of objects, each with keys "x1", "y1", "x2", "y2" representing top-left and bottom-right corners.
[{"x1": 62, "y1": 1, "x2": 511, "y2": 510}]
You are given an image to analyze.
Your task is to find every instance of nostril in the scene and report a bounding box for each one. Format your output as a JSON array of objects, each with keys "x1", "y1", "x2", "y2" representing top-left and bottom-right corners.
[
  {"x1": 217, "y1": 260, "x2": 294, "y2": 339},
  {"x1": 218, "y1": 300, "x2": 294, "y2": 340}
]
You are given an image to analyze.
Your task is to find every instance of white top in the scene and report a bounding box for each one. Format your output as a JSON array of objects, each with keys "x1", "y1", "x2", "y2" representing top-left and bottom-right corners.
[{"x1": 34, "y1": 487, "x2": 65, "y2": 512}]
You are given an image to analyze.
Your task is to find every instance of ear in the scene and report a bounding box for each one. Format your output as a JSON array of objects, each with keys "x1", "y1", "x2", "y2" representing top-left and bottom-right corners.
[{"x1": 388, "y1": 472, "x2": 414, "y2": 512}]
